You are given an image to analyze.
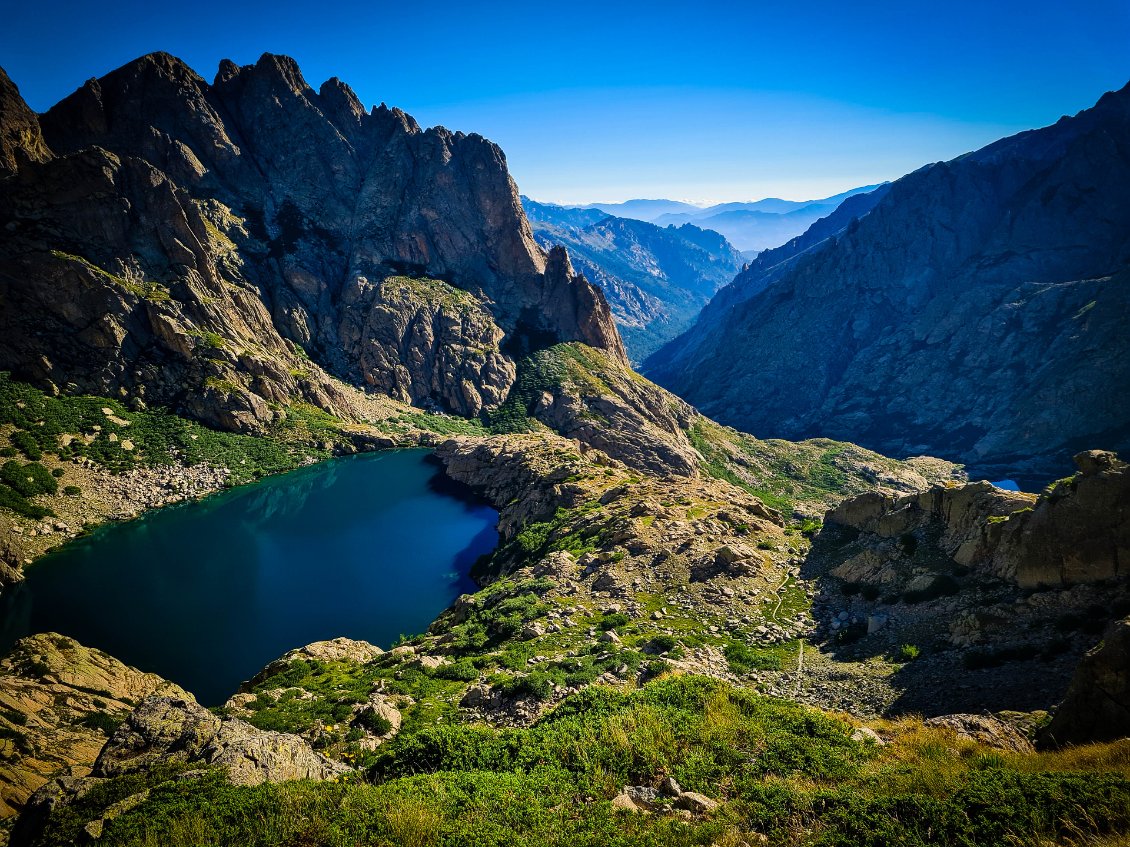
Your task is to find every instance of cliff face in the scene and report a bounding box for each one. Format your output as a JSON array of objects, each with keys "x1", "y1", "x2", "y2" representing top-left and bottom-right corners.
[
  {"x1": 0, "y1": 69, "x2": 52, "y2": 178},
  {"x1": 0, "y1": 53, "x2": 624, "y2": 430},
  {"x1": 645, "y1": 83, "x2": 1130, "y2": 486},
  {"x1": 826, "y1": 450, "x2": 1129, "y2": 591}
]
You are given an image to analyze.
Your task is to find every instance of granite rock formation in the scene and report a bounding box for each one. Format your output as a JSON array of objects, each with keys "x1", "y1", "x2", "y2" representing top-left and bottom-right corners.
[
  {"x1": 0, "y1": 69, "x2": 51, "y2": 178},
  {"x1": 91, "y1": 694, "x2": 349, "y2": 784},
  {"x1": 825, "y1": 450, "x2": 1128, "y2": 590},
  {"x1": 0, "y1": 52, "x2": 623, "y2": 431},
  {"x1": 0, "y1": 634, "x2": 187, "y2": 817}
]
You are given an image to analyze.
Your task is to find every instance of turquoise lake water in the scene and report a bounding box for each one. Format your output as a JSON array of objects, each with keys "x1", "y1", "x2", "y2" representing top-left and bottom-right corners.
[{"x1": 0, "y1": 449, "x2": 497, "y2": 704}]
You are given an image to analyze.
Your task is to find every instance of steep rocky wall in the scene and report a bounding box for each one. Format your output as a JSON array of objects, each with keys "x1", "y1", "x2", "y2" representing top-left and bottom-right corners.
[
  {"x1": 646, "y1": 83, "x2": 1130, "y2": 485},
  {"x1": 0, "y1": 53, "x2": 624, "y2": 430},
  {"x1": 0, "y1": 69, "x2": 51, "y2": 178}
]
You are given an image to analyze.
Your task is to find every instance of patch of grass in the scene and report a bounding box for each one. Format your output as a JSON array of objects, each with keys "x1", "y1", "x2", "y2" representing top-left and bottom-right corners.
[
  {"x1": 392, "y1": 410, "x2": 488, "y2": 436},
  {"x1": 724, "y1": 641, "x2": 787, "y2": 674},
  {"x1": 50, "y1": 250, "x2": 171, "y2": 301}
]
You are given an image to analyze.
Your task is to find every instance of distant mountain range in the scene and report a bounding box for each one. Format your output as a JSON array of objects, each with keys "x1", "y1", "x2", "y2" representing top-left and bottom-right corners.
[
  {"x1": 645, "y1": 82, "x2": 1130, "y2": 486},
  {"x1": 536, "y1": 186, "x2": 882, "y2": 251},
  {"x1": 522, "y1": 198, "x2": 745, "y2": 361}
]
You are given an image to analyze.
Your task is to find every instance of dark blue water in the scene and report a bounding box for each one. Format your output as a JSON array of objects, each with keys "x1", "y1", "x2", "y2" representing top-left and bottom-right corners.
[
  {"x1": 0, "y1": 450, "x2": 496, "y2": 704},
  {"x1": 990, "y1": 479, "x2": 1021, "y2": 491}
]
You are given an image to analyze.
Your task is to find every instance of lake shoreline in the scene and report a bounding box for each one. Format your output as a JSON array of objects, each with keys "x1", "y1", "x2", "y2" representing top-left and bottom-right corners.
[{"x1": 0, "y1": 449, "x2": 498, "y2": 705}]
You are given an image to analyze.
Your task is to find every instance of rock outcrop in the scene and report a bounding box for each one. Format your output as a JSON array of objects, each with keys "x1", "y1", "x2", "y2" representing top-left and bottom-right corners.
[
  {"x1": 240, "y1": 637, "x2": 383, "y2": 691},
  {"x1": 825, "y1": 451, "x2": 1128, "y2": 589},
  {"x1": 1042, "y1": 615, "x2": 1130, "y2": 747},
  {"x1": 646, "y1": 81, "x2": 1130, "y2": 486},
  {"x1": 0, "y1": 52, "x2": 624, "y2": 432},
  {"x1": 92, "y1": 694, "x2": 348, "y2": 784},
  {"x1": 923, "y1": 714, "x2": 1034, "y2": 753},
  {"x1": 0, "y1": 68, "x2": 52, "y2": 178},
  {"x1": 11, "y1": 692, "x2": 349, "y2": 846},
  {"x1": 0, "y1": 634, "x2": 187, "y2": 817},
  {"x1": 991, "y1": 450, "x2": 1129, "y2": 588}
]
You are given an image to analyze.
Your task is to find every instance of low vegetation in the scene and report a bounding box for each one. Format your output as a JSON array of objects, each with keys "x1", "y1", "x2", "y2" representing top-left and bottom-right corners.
[
  {"x1": 26, "y1": 676, "x2": 1130, "y2": 847},
  {"x1": 0, "y1": 372, "x2": 347, "y2": 526}
]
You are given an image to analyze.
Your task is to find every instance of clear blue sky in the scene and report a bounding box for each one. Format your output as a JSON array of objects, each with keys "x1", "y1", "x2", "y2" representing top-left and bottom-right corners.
[{"x1": 3, "y1": 0, "x2": 1127, "y2": 204}]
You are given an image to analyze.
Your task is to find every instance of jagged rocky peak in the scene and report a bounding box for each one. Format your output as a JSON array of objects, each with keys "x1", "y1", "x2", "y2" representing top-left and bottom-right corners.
[
  {"x1": 35, "y1": 49, "x2": 617, "y2": 340},
  {"x1": 0, "y1": 67, "x2": 52, "y2": 177},
  {"x1": 0, "y1": 53, "x2": 624, "y2": 429}
]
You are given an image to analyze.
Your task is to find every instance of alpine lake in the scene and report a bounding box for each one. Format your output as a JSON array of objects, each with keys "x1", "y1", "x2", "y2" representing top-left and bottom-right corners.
[{"x1": 0, "y1": 449, "x2": 498, "y2": 704}]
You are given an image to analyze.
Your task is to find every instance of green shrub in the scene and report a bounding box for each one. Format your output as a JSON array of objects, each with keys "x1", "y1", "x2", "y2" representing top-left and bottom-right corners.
[
  {"x1": 76, "y1": 711, "x2": 123, "y2": 736},
  {"x1": 10, "y1": 429, "x2": 42, "y2": 460},
  {"x1": 598, "y1": 612, "x2": 630, "y2": 631},
  {"x1": 1, "y1": 460, "x2": 58, "y2": 497},
  {"x1": 724, "y1": 641, "x2": 784, "y2": 673},
  {"x1": 63, "y1": 485, "x2": 81, "y2": 496},
  {"x1": 896, "y1": 644, "x2": 920, "y2": 662},
  {"x1": 0, "y1": 484, "x2": 53, "y2": 519},
  {"x1": 432, "y1": 660, "x2": 479, "y2": 682},
  {"x1": 353, "y1": 709, "x2": 393, "y2": 736},
  {"x1": 497, "y1": 673, "x2": 554, "y2": 701}
]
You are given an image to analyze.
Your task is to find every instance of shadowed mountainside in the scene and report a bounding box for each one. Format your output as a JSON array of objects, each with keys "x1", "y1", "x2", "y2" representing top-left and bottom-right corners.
[{"x1": 646, "y1": 82, "x2": 1130, "y2": 487}]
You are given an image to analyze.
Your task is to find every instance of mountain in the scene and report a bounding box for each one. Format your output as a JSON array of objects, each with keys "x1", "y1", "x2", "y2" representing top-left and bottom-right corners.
[
  {"x1": 555, "y1": 185, "x2": 881, "y2": 251},
  {"x1": 0, "y1": 52, "x2": 624, "y2": 432},
  {"x1": 3, "y1": 53, "x2": 1130, "y2": 847},
  {"x1": 570, "y1": 198, "x2": 703, "y2": 220},
  {"x1": 651, "y1": 186, "x2": 884, "y2": 251},
  {"x1": 645, "y1": 82, "x2": 1130, "y2": 486},
  {"x1": 521, "y1": 197, "x2": 744, "y2": 360}
]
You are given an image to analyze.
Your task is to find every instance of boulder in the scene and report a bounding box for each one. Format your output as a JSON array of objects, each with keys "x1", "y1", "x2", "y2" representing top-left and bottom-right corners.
[
  {"x1": 924, "y1": 714, "x2": 1034, "y2": 753},
  {"x1": 1041, "y1": 616, "x2": 1130, "y2": 747},
  {"x1": 94, "y1": 695, "x2": 350, "y2": 785},
  {"x1": 674, "y1": 791, "x2": 720, "y2": 814}
]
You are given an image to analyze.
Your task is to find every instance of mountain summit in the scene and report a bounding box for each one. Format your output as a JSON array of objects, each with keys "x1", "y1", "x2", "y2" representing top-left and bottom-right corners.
[
  {"x1": 646, "y1": 82, "x2": 1130, "y2": 485},
  {"x1": 0, "y1": 52, "x2": 624, "y2": 429}
]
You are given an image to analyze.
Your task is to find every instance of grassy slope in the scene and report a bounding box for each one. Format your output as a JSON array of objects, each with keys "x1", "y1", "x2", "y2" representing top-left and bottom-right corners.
[{"x1": 26, "y1": 675, "x2": 1130, "y2": 847}]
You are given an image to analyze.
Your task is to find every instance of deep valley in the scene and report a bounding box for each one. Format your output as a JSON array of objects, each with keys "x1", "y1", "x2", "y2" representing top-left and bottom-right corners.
[{"x1": 0, "y1": 43, "x2": 1127, "y2": 847}]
